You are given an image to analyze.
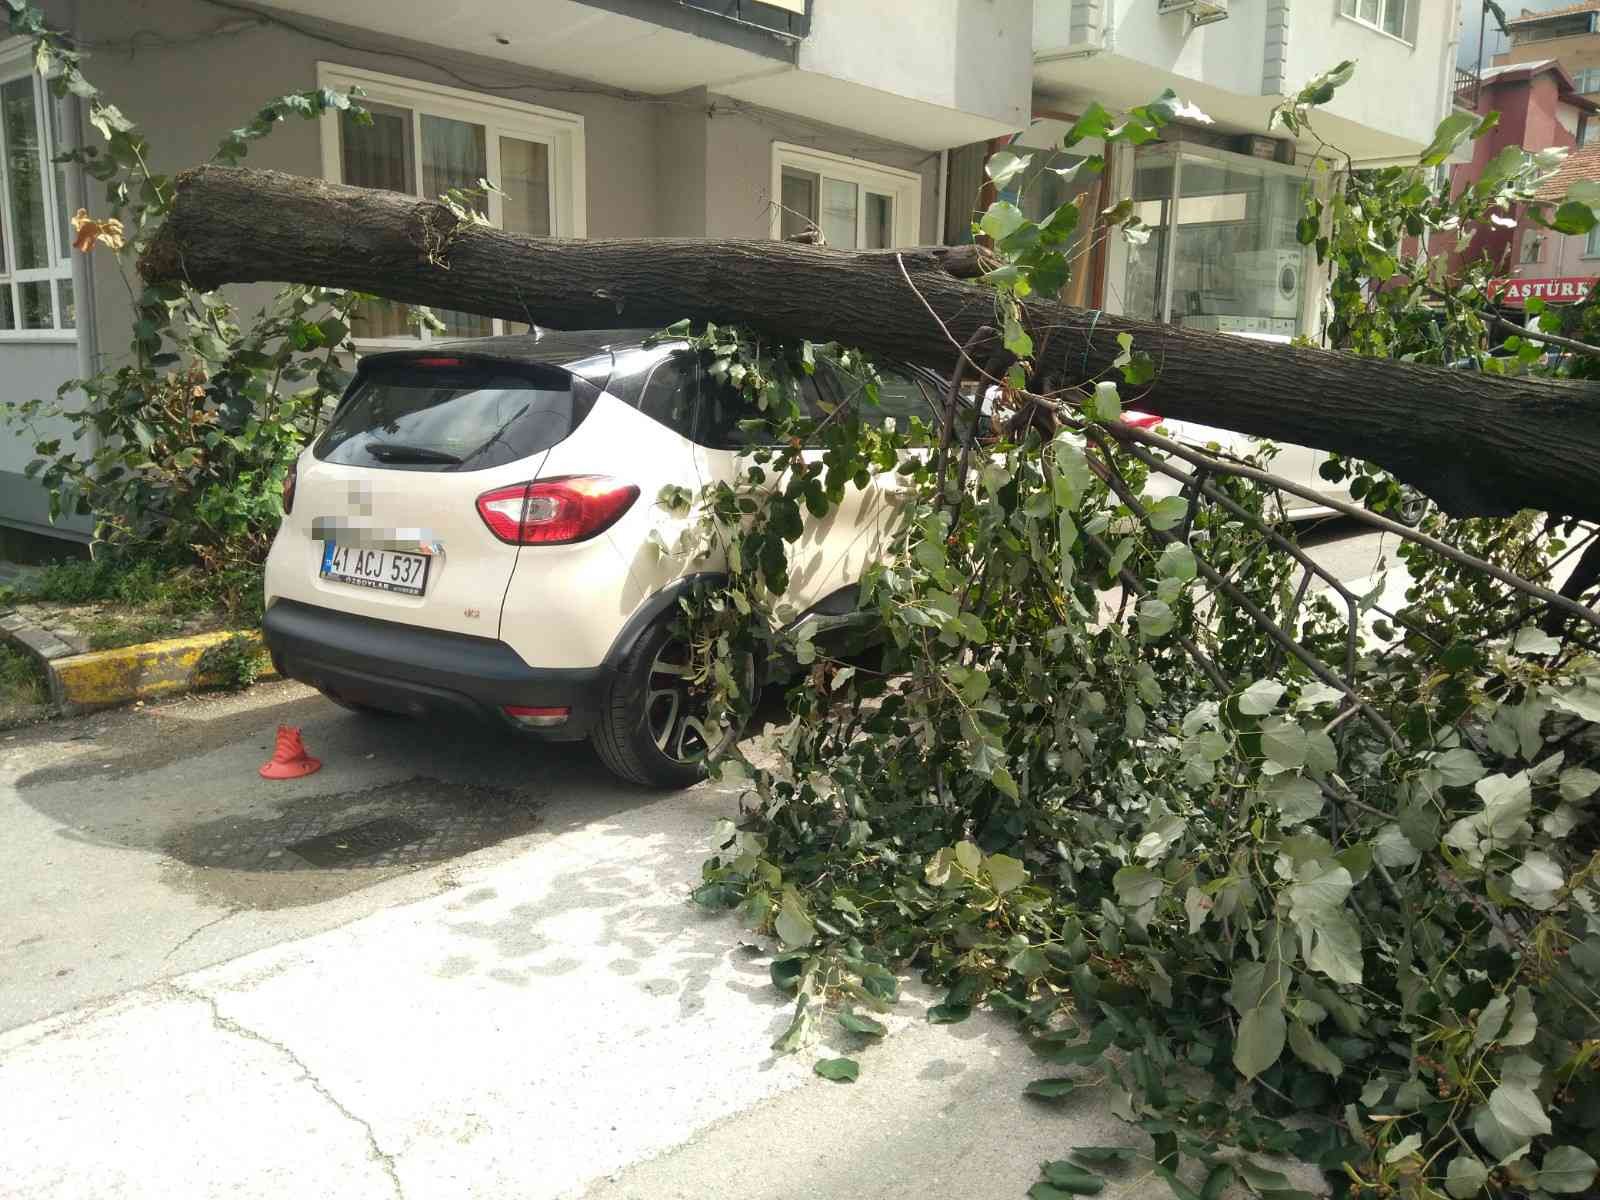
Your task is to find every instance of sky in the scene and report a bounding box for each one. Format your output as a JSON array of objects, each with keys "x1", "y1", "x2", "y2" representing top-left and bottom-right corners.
[{"x1": 1460, "y1": 0, "x2": 1588, "y2": 69}]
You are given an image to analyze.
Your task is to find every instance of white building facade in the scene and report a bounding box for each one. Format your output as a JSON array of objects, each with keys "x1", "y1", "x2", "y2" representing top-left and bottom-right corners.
[{"x1": 3, "y1": 0, "x2": 1460, "y2": 547}]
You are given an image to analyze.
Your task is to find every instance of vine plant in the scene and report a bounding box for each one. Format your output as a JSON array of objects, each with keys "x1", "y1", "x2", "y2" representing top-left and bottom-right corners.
[{"x1": 663, "y1": 67, "x2": 1600, "y2": 1200}]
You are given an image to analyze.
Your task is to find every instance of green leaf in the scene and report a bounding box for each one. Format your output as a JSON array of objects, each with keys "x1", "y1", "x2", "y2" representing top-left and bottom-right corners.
[
  {"x1": 813, "y1": 1056, "x2": 859, "y2": 1082},
  {"x1": 1444, "y1": 1154, "x2": 1489, "y2": 1199},
  {"x1": 991, "y1": 766, "x2": 1020, "y2": 801},
  {"x1": 1260, "y1": 718, "x2": 1309, "y2": 770},
  {"x1": 1538, "y1": 1146, "x2": 1599, "y2": 1194},
  {"x1": 1374, "y1": 824, "x2": 1421, "y2": 868},
  {"x1": 1113, "y1": 864, "x2": 1164, "y2": 908},
  {"x1": 1239, "y1": 678, "x2": 1286, "y2": 716},
  {"x1": 1433, "y1": 747, "x2": 1485, "y2": 787},
  {"x1": 1384, "y1": 1133, "x2": 1422, "y2": 1163},
  {"x1": 1419, "y1": 111, "x2": 1479, "y2": 167},
  {"x1": 1265, "y1": 775, "x2": 1323, "y2": 827},
  {"x1": 1287, "y1": 1020, "x2": 1343, "y2": 1078},
  {"x1": 1234, "y1": 1002, "x2": 1286, "y2": 1079},
  {"x1": 1069, "y1": 1148, "x2": 1138, "y2": 1166},
  {"x1": 1157, "y1": 542, "x2": 1196, "y2": 581},
  {"x1": 836, "y1": 1011, "x2": 887, "y2": 1038},
  {"x1": 1154, "y1": 1165, "x2": 1202, "y2": 1200},
  {"x1": 1476, "y1": 771, "x2": 1532, "y2": 839},
  {"x1": 986, "y1": 853, "x2": 1028, "y2": 895},
  {"x1": 979, "y1": 200, "x2": 1027, "y2": 242},
  {"x1": 1038, "y1": 1162, "x2": 1105, "y2": 1194},
  {"x1": 1024, "y1": 1077, "x2": 1079, "y2": 1100},
  {"x1": 1472, "y1": 994, "x2": 1509, "y2": 1052},
  {"x1": 1146, "y1": 496, "x2": 1189, "y2": 531},
  {"x1": 1089, "y1": 381, "x2": 1121, "y2": 422},
  {"x1": 775, "y1": 893, "x2": 816, "y2": 948},
  {"x1": 1473, "y1": 1082, "x2": 1551, "y2": 1159},
  {"x1": 985, "y1": 148, "x2": 1033, "y2": 189},
  {"x1": 1559, "y1": 765, "x2": 1600, "y2": 802},
  {"x1": 927, "y1": 1002, "x2": 971, "y2": 1024},
  {"x1": 1138, "y1": 598, "x2": 1175, "y2": 639}
]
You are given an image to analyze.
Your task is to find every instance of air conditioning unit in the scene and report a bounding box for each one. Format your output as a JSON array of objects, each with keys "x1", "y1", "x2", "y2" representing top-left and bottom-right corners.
[
  {"x1": 1234, "y1": 250, "x2": 1303, "y2": 319},
  {"x1": 1158, "y1": 0, "x2": 1230, "y2": 26}
]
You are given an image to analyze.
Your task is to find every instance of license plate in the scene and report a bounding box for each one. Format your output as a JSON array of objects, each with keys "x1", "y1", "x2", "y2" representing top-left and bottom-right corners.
[{"x1": 320, "y1": 543, "x2": 430, "y2": 596}]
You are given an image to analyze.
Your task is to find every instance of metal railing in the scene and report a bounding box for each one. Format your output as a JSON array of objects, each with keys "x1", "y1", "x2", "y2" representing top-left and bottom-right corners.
[
  {"x1": 1455, "y1": 65, "x2": 1481, "y2": 109},
  {"x1": 679, "y1": 0, "x2": 809, "y2": 40}
]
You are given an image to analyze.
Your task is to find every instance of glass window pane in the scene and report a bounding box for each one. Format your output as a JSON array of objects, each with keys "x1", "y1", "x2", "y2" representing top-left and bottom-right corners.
[
  {"x1": 56, "y1": 277, "x2": 72, "y2": 329},
  {"x1": 499, "y1": 137, "x2": 550, "y2": 237},
  {"x1": 435, "y1": 308, "x2": 493, "y2": 339},
  {"x1": 1383, "y1": 0, "x2": 1404, "y2": 37},
  {"x1": 351, "y1": 297, "x2": 416, "y2": 341},
  {"x1": 4, "y1": 77, "x2": 50, "y2": 271},
  {"x1": 1169, "y1": 155, "x2": 1305, "y2": 337},
  {"x1": 1120, "y1": 157, "x2": 1175, "y2": 323},
  {"x1": 780, "y1": 168, "x2": 818, "y2": 239},
  {"x1": 1359, "y1": 0, "x2": 1379, "y2": 23},
  {"x1": 421, "y1": 114, "x2": 487, "y2": 206},
  {"x1": 864, "y1": 192, "x2": 893, "y2": 249},
  {"x1": 341, "y1": 102, "x2": 415, "y2": 194},
  {"x1": 48, "y1": 91, "x2": 68, "y2": 263},
  {"x1": 820, "y1": 176, "x2": 858, "y2": 250},
  {"x1": 0, "y1": 285, "x2": 14, "y2": 329},
  {"x1": 19, "y1": 279, "x2": 52, "y2": 329}
]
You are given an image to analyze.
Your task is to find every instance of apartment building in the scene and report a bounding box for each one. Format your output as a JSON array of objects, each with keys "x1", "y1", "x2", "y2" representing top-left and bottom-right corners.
[{"x1": 1, "y1": 0, "x2": 1461, "y2": 546}]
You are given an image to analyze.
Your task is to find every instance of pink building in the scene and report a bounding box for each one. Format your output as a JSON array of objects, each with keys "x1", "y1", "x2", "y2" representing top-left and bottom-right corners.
[{"x1": 1446, "y1": 58, "x2": 1600, "y2": 306}]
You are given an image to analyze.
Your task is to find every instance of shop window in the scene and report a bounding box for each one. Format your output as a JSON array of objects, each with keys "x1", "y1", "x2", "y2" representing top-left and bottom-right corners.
[{"x1": 1116, "y1": 147, "x2": 1311, "y2": 338}]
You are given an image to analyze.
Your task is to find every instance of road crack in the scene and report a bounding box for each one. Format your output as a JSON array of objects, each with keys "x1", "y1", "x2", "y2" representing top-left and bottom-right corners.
[
  {"x1": 160, "y1": 908, "x2": 240, "y2": 963},
  {"x1": 178, "y1": 986, "x2": 404, "y2": 1198}
]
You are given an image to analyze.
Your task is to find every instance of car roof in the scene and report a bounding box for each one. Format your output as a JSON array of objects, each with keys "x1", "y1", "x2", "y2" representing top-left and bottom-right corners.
[{"x1": 359, "y1": 328, "x2": 663, "y2": 372}]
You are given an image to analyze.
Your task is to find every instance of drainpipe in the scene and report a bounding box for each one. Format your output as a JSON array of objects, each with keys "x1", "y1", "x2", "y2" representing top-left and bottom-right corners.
[{"x1": 935, "y1": 147, "x2": 949, "y2": 245}]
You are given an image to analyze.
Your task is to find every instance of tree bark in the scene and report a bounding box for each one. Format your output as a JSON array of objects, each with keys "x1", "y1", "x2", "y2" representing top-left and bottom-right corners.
[{"x1": 141, "y1": 166, "x2": 1600, "y2": 522}]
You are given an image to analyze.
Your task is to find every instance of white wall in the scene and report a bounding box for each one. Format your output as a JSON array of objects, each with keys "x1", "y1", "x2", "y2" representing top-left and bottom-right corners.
[
  {"x1": 802, "y1": 0, "x2": 1033, "y2": 130},
  {"x1": 1284, "y1": 0, "x2": 1458, "y2": 156}
]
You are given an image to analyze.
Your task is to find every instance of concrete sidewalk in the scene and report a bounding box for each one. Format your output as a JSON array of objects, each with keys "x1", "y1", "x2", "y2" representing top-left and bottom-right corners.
[{"x1": 1, "y1": 757, "x2": 1153, "y2": 1200}]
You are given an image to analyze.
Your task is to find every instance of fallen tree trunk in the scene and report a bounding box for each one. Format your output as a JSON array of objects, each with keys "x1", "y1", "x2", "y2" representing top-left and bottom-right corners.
[{"x1": 141, "y1": 166, "x2": 1600, "y2": 522}]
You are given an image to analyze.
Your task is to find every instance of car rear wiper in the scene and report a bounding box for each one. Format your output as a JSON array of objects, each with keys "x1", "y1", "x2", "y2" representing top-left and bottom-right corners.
[{"x1": 366, "y1": 442, "x2": 463, "y2": 464}]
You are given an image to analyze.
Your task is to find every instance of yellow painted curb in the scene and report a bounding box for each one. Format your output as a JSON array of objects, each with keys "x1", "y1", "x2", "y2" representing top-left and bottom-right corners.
[{"x1": 50, "y1": 629, "x2": 278, "y2": 710}]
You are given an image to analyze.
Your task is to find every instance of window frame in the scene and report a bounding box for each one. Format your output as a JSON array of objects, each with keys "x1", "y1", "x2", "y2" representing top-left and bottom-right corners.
[
  {"x1": 316, "y1": 62, "x2": 586, "y2": 347},
  {"x1": 0, "y1": 39, "x2": 75, "y2": 343},
  {"x1": 1337, "y1": 0, "x2": 1412, "y2": 46},
  {"x1": 769, "y1": 142, "x2": 921, "y2": 248},
  {"x1": 1585, "y1": 224, "x2": 1600, "y2": 259}
]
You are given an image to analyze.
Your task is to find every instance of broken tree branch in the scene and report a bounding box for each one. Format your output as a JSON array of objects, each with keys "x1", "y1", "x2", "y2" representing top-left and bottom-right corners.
[{"x1": 140, "y1": 166, "x2": 1600, "y2": 522}]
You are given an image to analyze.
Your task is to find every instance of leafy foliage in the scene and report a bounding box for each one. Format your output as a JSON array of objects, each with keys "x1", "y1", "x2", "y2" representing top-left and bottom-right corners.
[
  {"x1": 0, "y1": 2, "x2": 373, "y2": 598},
  {"x1": 666, "y1": 74, "x2": 1600, "y2": 1200}
]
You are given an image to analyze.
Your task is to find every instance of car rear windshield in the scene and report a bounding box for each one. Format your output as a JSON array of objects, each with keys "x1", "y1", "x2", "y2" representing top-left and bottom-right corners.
[{"x1": 315, "y1": 360, "x2": 599, "y2": 471}]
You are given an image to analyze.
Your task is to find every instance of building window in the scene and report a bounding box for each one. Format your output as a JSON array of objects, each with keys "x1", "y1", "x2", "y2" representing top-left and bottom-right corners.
[
  {"x1": 317, "y1": 63, "x2": 585, "y2": 343},
  {"x1": 770, "y1": 143, "x2": 921, "y2": 249},
  {"x1": 1521, "y1": 234, "x2": 1544, "y2": 265},
  {"x1": 1577, "y1": 68, "x2": 1600, "y2": 95},
  {"x1": 1339, "y1": 0, "x2": 1408, "y2": 42},
  {"x1": 1586, "y1": 225, "x2": 1600, "y2": 258},
  {"x1": 0, "y1": 46, "x2": 73, "y2": 339},
  {"x1": 1117, "y1": 146, "x2": 1312, "y2": 337}
]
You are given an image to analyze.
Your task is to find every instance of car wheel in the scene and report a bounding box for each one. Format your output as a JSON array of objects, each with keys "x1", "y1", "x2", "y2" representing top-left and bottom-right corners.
[
  {"x1": 1368, "y1": 486, "x2": 1427, "y2": 528},
  {"x1": 593, "y1": 617, "x2": 750, "y2": 788}
]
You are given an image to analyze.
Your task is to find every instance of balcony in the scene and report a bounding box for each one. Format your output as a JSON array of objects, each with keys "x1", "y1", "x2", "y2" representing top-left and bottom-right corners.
[{"x1": 1455, "y1": 65, "x2": 1481, "y2": 110}]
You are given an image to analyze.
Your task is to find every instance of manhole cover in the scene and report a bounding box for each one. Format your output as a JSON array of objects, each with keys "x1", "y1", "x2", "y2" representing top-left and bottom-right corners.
[{"x1": 287, "y1": 816, "x2": 426, "y2": 867}]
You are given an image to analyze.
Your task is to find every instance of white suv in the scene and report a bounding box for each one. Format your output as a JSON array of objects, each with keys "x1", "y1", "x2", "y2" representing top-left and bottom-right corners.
[{"x1": 263, "y1": 330, "x2": 945, "y2": 787}]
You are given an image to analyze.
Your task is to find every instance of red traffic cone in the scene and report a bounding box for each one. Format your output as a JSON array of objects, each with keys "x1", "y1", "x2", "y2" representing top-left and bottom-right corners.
[{"x1": 259, "y1": 725, "x2": 321, "y2": 780}]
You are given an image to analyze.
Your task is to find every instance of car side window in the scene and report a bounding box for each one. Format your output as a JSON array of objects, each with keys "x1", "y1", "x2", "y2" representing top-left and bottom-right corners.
[
  {"x1": 695, "y1": 355, "x2": 831, "y2": 450},
  {"x1": 636, "y1": 352, "x2": 697, "y2": 439},
  {"x1": 821, "y1": 361, "x2": 939, "y2": 444}
]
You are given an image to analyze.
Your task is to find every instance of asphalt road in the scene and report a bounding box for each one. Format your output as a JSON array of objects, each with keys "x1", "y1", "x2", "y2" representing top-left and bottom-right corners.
[{"x1": 0, "y1": 520, "x2": 1392, "y2": 1199}]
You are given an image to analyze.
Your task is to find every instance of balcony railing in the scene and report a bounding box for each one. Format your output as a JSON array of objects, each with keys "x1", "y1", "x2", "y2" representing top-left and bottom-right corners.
[
  {"x1": 1455, "y1": 65, "x2": 1481, "y2": 109},
  {"x1": 680, "y1": 0, "x2": 809, "y2": 40}
]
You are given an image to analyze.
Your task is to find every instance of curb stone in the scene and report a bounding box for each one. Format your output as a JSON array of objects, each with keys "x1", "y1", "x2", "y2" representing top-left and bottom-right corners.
[{"x1": 0, "y1": 609, "x2": 275, "y2": 710}]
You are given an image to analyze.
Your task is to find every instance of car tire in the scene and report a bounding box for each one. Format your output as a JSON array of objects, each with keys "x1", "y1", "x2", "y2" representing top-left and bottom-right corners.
[
  {"x1": 593, "y1": 617, "x2": 749, "y2": 789},
  {"x1": 1367, "y1": 486, "x2": 1427, "y2": 528}
]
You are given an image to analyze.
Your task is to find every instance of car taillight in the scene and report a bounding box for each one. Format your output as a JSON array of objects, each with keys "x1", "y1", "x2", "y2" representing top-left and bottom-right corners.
[
  {"x1": 1122, "y1": 410, "x2": 1163, "y2": 430},
  {"x1": 476, "y1": 476, "x2": 640, "y2": 545},
  {"x1": 282, "y1": 458, "x2": 298, "y2": 515}
]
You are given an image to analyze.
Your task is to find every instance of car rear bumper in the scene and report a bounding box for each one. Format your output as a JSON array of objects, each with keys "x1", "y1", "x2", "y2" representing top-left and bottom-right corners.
[{"x1": 263, "y1": 599, "x2": 609, "y2": 740}]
